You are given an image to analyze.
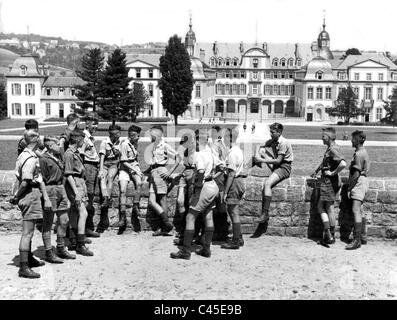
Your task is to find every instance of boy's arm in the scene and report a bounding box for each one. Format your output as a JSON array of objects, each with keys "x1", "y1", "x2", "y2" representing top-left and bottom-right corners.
[
  {"x1": 10, "y1": 181, "x2": 29, "y2": 204},
  {"x1": 160, "y1": 145, "x2": 182, "y2": 179},
  {"x1": 39, "y1": 181, "x2": 52, "y2": 212},
  {"x1": 99, "y1": 154, "x2": 106, "y2": 179},
  {"x1": 66, "y1": 175, "x2": 81, "y2": 207},
  {"x1": 223, "y1": 169, "x2": 236, "y2": 203}
]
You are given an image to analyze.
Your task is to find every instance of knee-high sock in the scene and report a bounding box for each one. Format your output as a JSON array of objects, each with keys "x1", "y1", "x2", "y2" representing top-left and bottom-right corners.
[
  {"x1": 353, "y1": 222, "x2": 362, "y2": 240},
  {"x1": 204, "y1": 227, "x2": 214, "y2": 250},
  {"x1": 232, "y1": 223, "x2": 241, "y2": 241},
  {"x1": 262, "y1": 196, "x2": 272, "y2": 219},
  {"x1": 42, "y1": 232, "x2": 52, "y2": 251},
  {"x1": 320, "y1": 213, "x2": 330, "y2": 230},
  {"x1": 183, "y1": 230, "x2": 195, "y2": 251}
]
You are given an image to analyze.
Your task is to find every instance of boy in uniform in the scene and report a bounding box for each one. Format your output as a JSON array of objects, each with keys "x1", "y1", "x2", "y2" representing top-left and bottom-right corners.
[
  {"x1": 252, "y1": 122, "x2": 294, "y2": 238},
  {"x1": 64, "y1": 129, "x2": 94, "y2": 256},
  {"x1": 311, "y1": 128, "x2": 347, "y2": 245},
  {"x1": 345, "y1": 130, "x2": 370, "y2": 250},
  {"x1": 117, "y1": 125, "x2": 143, "y2": 235},
  {"x1": 170, "y1": 131, "x2": 219, "y2": 260},
  {"x1": 59, "y1": 113, "x2": 81, "y2": 156},
  {"x1": 40, "y1": 136, "x2": 76, "y2": 261},
  {"x1": 11, "y1": 130, "x2": 52, "y2": 278},
  {"x1": 17, "y1": 119, "x2": 45, "y2": 157},
  {"x1": 80, "y1": 112, "x2": 100, "y2": 238},
  {"x1": 221, "y1": 127, "x2": 247, "y2": 250},
  {"x1": 146, "y1": 125, "x2": 182, "y2": 236},
  {"x1": 97, "y1": 124, "x2": 123, "y2": 233}
]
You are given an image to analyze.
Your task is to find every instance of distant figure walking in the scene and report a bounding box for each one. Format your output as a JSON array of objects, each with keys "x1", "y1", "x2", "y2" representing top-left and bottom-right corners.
[
  {"x1": 243, "y1": 122, "x2": 247, "y2": 133},
  {"x1": 343, "y1": 131, "x2": 349, "y2": 141},
  {"x1": 252, "y1": 123, "x2": 256, "y2": 134}
]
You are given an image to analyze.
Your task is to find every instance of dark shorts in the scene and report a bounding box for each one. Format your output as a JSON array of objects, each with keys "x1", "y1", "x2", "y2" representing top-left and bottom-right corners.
[
  {"x1": 18, "y1": 188, "x2": 43, "y2": 221},
  {"x1": 84, "y1": 162, "x2": 99, "y2": 195},
  {"x1": 102, "y1": 160, "x2": 119, "y2": 179},
  {"x1": 214, "y1": 172, "x2": 226, "y2": 192},
  {"x1": 319, "y1": 176, "x2": 341, "y2": 202},
  {"x1": 46, "y1": 185, "x2": 70, "y2": 214},
  {"x1": 190, "y1": 180, "x2": 219, "y2": 214},
  {"x1": 273, "y1": 163, "x2": 292, "y2": 182},
  {"x1": 149, "y1": 167, "x2": 168, "y2": 195},
  {"x1": 65, "y1": 177, "x2": 88, "y2": 206},
  {"x1": 178, "y1": 169, "x2": 195, "y2": 188},
  {"x1": 226, "y1": 177, "x2": 246, "y2": 205}
]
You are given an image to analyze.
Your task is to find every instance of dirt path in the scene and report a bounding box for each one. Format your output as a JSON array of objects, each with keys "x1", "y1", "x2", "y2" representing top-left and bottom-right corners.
[{"x1": 0, "y1": 231, "x2": 396, "y2": 300}]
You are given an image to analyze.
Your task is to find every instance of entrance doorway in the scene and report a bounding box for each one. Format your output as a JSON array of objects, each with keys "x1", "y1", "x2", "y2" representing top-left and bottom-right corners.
[{"x1": 306, "y1": 113, "x2": 313, "y2": 122}]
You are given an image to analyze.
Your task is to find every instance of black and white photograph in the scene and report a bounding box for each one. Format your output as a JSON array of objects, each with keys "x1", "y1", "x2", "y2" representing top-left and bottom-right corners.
[{"x1": 0, "y1": 0, "x2": 396, "y2": 308}]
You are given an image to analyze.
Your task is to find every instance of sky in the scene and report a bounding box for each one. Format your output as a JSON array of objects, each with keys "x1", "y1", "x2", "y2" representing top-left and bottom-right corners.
[{"x1": 1, "y1": 0, "x2": 397, "y2": 53}]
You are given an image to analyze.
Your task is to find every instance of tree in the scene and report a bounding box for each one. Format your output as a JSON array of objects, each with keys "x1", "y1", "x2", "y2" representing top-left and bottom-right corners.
[
  {"x1": 158, "y1": 35, "x2": 193, "y2": 125},
  {"x1": 342, "y1": 48, "x2": 361, "y2": 59},
  {"x1": 326, "y1": 85, "x2": 365, "y2": 124},
  {"x1": 74, "y1": 48, "x2": 104, "y2": 114},
  {"x1": 97, "y1": 48, "x2": 132, "y2": 122},
  {"x1": 0, "y1": 82, "x2": 7, "y2": 119},
  {"x1": 130, "y1": 82, "x2": 151, "y2": 122},
  {"x1": 382, "y1": 86, "x2": 397, "y2": 126}
]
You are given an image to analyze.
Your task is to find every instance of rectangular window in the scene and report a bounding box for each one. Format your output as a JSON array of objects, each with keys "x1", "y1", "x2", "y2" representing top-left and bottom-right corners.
[
  {"x1": 377, "y1": 87, "x2": 383, "y2": 100},
  {"x1": 240, "y1": 72, "x2": 246, "y2": 79},
  {"x1": 289, "y1": 73, "x2": 293, "y2": 79},
  {"x1": 233, "y1": 71, "x2": 238, "y2": 79},
  {"x1": 281, "y1": 73, "x2": 285, "y2": 79},
  {"x1": 225, "y1": 72, "x2": 230, "y2": 79},
  {"x1": 378, "y1": 73, "x2": 384, "y2": 81},
  {"x1": 291, "y1": 85, "x2": 295, "y2": 96},
  {"x1": 46, "y1": 103, "x2": 51, "y2": 115},
  {"x1": 326, "y1": 87, "x2": 332, "y2": 100},
  {"x1": 136, "y1": 69, "x2": 141, "y2": 78},
  {"x1": 366, "y1": 73, "x2": 372, "y2": 81},
  {"x1": 195, "y1": 85, "x2": 201, "y2": 98},
  {"x1": 216, "y1": 84, "x2": 221, "y2": 94},
  {"x1": 253, "y1": 72, "x2": 258, "y2": 80},
  {"x1": 274, "y1": 72, "x2": 278, "y2": 79},
  {"x1": 264, "y1": 85, "x2": 271, "y2": 95},
  {"x1": 265, "y1": 72, "x2": 270, "y2": 79},
  {"x1": 280, "y1": 85, "x2": 285, "y2": 95},
  {"x1": 253, "y1": 58, "x2": 258, "y2": 68},
  {"x1": 354, "y1": 73, "x2": 359, "y2": 81},
  {"x1": 376, "y1": 108, "x2": 383, "y2": 121},
  {"x1": 58, "y1": 88, "x2": 64, "y2": 96},
  {"x1": 273, "y1": 85, "x2": 279, "y2": 95},
  {"x1": 149, "y1": 69, "x2": 153, "y2": 78},
  {"x1": 393, "y1": 73, "x2": 397, "y2": 81},
  {"x1": 338, "y1": 72, "x2": 346, "y2": 80},
  {"x1": 316, "y1": 87, "x2": 323, "y2": 100},
  {"x1": 286, "y1": 85, "x2": 291, "y2": 96},
  {"x1": 240, "y1": 84, "x2": 246, "y2": 95},
  {"x1": 46, "y1": 88, "x2": 51, "y2": 96},
  {"x1": 25, "y1": 103, "x2": 35, "y2": 116},
  {"x1": 353, "y1": 87, "x2": 359, "y2": 98},
  {"x1": 25, "y1": 83, "x2": 35, "y2": 96},
  {"x1": 233, "y1": 84, "x2": 238, "y2": 95},
  {"x1": 11, "y1": 83, "x2": 21, "y2": 95},
  {"x1": 148, "y1": 84, "x2": 154, "y2": 97},
  {"x1": 365, "y1": 87, "x2": 372, "y2": 100},
  {"x1": 71, "y1": 89, "x2": 75, "y2": 96},
  {"x1": 12, "y1": 103, "x2": 21, "y2": 116},
  {"x1": 308, "y1": 87, "x2": 314, "y2": 100}
]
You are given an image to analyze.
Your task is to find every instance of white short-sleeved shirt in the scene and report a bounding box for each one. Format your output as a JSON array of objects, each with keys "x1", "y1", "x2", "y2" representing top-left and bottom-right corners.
[
  {"x1": 120, "y1": 139, "x2": 139, "y2": 162},
  {"x1": 15, "y1": 148, "x2": 43, "y2": 184},
  {"x1": 148, "y1": 138, "x2": 178, "y2": 165},
  {"x1": 194, "y1": 147, "x2": 215, "y2": 179},
  {"x1": 79, "y1": 129, "x2": 99, "y2": 163},
  {"x1": 99, "y1": 137, "x2": 124, "y2": 160},
  {"x1": 264, "y1": 135, "x2": 294, "y2": 162},
  {"x1": 226, "y1": 145, "x2": 244, "y2": 177},
  {"x1": 208, "y1": 138, "x2": 227, "y2": 167}
]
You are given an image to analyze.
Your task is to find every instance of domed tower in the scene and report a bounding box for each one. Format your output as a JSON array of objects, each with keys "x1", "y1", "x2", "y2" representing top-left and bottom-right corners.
[
  {"x1": 185, "y1": 15, "x2": 196, "y2": 57},
  {"x1": 317, "y1": 18, "x2": 334, "y2": 60}
]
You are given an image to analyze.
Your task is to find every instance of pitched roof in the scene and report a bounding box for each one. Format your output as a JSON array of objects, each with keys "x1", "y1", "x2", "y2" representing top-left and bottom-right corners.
[
  {"x1": 337, "y1": 54, "x2": 397, "y2": 70},
  {"x1": 126, "y1": 53, "x2": 162, "y2": 68},
  {"x1": 7, "y1": 54, "x2": 45, "y2": 77},
  {"x1": 43, "y1": 76, "x2": 85, "y2": 87}
]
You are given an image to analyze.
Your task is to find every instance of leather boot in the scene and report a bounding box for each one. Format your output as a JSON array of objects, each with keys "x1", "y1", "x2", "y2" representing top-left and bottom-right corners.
[
  {"x1": 56, "y1": 247, "x2": 76, "y2": 260},
  {"x1": 195, "y1": 247, "x2": 211, "y2": 257},
  {"x1": 28, "y1": 253, "x2": 45, "y2": 268},
  {"x1": 76, "y1": 235, "x2": 94, "y2": 256},
  {"x1": 96, "y1": 206, "x2": 110, "y2": 233},
  {"x1": 45, "y1": 248, "x2": 64, "y2": 264},
  {"x1": 117, "y1": 210, "x2": 127, "y2": 235},
  {"x1": 221, "y1": 238, "x2": 240, "y2": 250},
  {"x1": 170, "y1": 247, "x2": 191, "y2": 260},
  {"x1": 85, "y1": 229, "x2": 100, "y2": 238},
  {"x1": 250, "y1": 221, "x2": 268, "y2": 238},
  {"x1": 19, "y1": 262, "x2": 40, "y2": 279},
  {"x1": 160, "y1": 212, "x2": 174, "y2": 234},
  {"x1": 346, "y1": 224, "x2": 362, "y2": 250},
  {"x1": 361, "y1": 218, "x2": 367, "y2": 245},
  {"x1": 131, "y1": 204, "x2": 141, "y2": 232}
]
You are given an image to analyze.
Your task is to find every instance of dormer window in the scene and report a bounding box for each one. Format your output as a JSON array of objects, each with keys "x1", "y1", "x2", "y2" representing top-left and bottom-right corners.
[
  {"x1": 316, "y1": 71, "x2": 324, "y2": 80},
  {"x1": 273, "y1": 58, "x2": 278, "y2": 67},
  {"x1": 233, "y1": 58, "x2": 239, "y2": 67},
  {"x1": 338, "y1": 72, "x2": 346, "y2": 80},
  {"x1": 296, "y1": 59, "x2": 302, "y2": 67},
  {"x1": 253, "y1": 58, "x2": 259, "y2": 68},
  {"x1": 20, "y1": 66, "x2": 27, "y2": 76},
  {"x1": 225, "y1": 58, "x2": 231, "y2": 66},
  {"x1": 210, "y1": 57, "x2": 215, "y2": 67},
  {"x1": 281, "y1": 58, "x2": 286, "y2": 67},
  {"x1": 218, "y1": 58, "x2": 223, "y2": 67},
  {"x1": 288, "y1": 58, "x2": 294, "y2": 67}
]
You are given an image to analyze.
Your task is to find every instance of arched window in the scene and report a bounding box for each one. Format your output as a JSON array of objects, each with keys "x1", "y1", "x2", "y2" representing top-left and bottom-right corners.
[
  {"x1": 286, "y1": 100, "x2": 295, "y2": 114},
  {"x1": 263, "y1": 100, "x2": 272, "y2": 113},
  {"x1": 270, "y1": 71, "x2": 274, "y2": 79},
  {"x1": 210, "y1": 57, "x2": 215, "y2": 67},
  {"x1": 233, "y1": 58, "x2": 239, "y2": 67},
  {"x1": 316, "y1": 71, "x2": 323, "y2": 80},
  {"x1": 281, "y1": 58, "x2": 286, "y2": 67},
  {"x1": 253, "y1": 58, "x2": 259, "y2": 68},
  {"x1": 285, "y1": 71, "x2": 289, "y2": 79},
  {"x1": 250, "y1": 100, "x2": 259, "y2": 113},
  {"x1": 274, "y1": 100, "x2": 284, "y2": 113},
  {"x1": 215, "y1": 99, "x2": 224, "y2": 113},
  {"x1": 240, "y1": 84, "x2": 246, "y2": 95},
  {"x1": 288, "y1": 58, "x2": 294, "y2": 67},
  {"x1": 226, "y1": 100, "x2": 236, "y2": 113},
  {"x1": 225, "y1": 58, "x2": 231, "y2": 66},
  {"x1": 273, "y1": 58, "x2": 278, "y2": 67},
  {"x1": 280, "y1": 84, "x2": 285, "y2": 95},
  {"x1": 232, "y1": 84, "x2": 238, "y2": 95},
  {"x1": 218, "y1": 58, "x2": 223, "y2": 66}
]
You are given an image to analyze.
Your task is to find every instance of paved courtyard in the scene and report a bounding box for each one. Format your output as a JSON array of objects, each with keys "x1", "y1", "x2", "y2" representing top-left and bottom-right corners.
[{"x1": 0, "y1": 231, "x2": 396, "y2": 300}]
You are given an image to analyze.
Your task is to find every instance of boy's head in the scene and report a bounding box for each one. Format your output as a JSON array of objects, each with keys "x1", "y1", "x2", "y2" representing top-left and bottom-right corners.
[
  {"x1": 150, "y1": 125, "x2": 163, "y2": 142},
  {"x1": 321, "y1": 127, "x2": 336, "y2": 145},
  {"x1": 128, "y1": 125, "x2": 141, "y2": 143},
  {"x1": 69, "y1": 128, "x2": 85, "y2": 147},
  {"x1": 84, "y1": 112, "x2": 99, "y2": 134},
  {"x1": 24, "y1": 129, "x2": 40, "y2": 146},
  {"x1": 269, "y1": 122, "x2": 283, "y2": 140},
  {"x1": 44, "y1": 136, "x2": 61, "y2": 155},
  {"x1": 24, "y1": 119, "x2": 39, "y2": 132},
  {"x1": 179, "y1": 132, "x2": 196, "y2": 150},
  {"x1": 108, "y1": 124, "x2": 122, "y2": 143},
  {"x1": 66, "y1": 113, "x2": 80, "y2": 129},
  {"x1": 351, "y1": 130, "x2": 366, "y2": 147},
  {"x1": 210, "y1": 125, "x2": 222, "y2": 141}
]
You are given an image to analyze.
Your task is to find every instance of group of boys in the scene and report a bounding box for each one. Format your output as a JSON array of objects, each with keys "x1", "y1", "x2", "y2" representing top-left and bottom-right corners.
[{"x1": 10, "y1": 114, "x2": 370, "y2": 278}]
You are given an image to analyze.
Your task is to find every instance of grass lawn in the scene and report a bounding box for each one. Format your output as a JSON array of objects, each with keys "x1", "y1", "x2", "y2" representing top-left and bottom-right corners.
[
  {"x1": 1, "y1": 121, "x2": 396, "y2": 141},
  {"x1": 0, "y1": 119, "x2": 34, "y2": 130},
  {"x1": 1, "y1": 139, "x2": 396, "y2": 177}
]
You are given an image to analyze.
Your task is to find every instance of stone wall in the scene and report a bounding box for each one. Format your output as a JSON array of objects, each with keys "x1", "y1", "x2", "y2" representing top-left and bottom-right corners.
[{"x1": 1, "y1": 170, "x2": 396, "y2": 240}]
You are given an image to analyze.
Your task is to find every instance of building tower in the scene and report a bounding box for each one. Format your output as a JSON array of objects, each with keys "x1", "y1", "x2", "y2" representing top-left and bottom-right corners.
[
  {"x1": 317, "y1": 17, "x2": 334, "y2": 60},
  {"x1": 185, "y1": 14, "x2": 196, "y2": 57},
  {"x1": 0, "y1": 1, "x2": 5, "y2": 34}
]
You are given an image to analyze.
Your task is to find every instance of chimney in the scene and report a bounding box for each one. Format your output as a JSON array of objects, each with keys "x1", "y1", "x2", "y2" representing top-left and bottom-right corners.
[
  {"x1": 262, "y1": 42, "x2": 268, "y2": 53},
  {"x1": 200, "y1": 49, "x2": 205, "y2": 62},
  {"x1": 213, "y1": 41, "x2": 218, "y2": 55},
  {"x1": 8, "y1": 64, "x2": 12, "y2": 73},
  {"x1": 311, "y1": 41, "x2": 318, "y2": 53},
  {"x1": 239, "y1": 41, "x2": 244, "y2": 54},
  {"x1": 386, "y1": 51, "x2": 391, "y2": 59}
]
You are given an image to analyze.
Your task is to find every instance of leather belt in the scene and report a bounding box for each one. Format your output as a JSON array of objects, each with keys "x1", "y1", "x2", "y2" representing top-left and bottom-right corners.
[
  {"x1": 204, "y1": 177, "x2": 213, "y2": 182},
  {"x1": 84, "y1": 161, "x2": 99, "y2": 166},
  {"x1": 151, "y1": 163, "x2": 166, "y2": 170},
  {"x1": 47, "y1": 181, "x2": 63, "y2": 186}
]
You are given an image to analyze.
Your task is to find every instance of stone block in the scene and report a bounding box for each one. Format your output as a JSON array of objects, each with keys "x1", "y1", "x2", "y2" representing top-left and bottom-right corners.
[
  {"x1": 239, "y1": 201, "x2": 262, "y2": 218},
  {"x1": 377, "y1": 191, "x2": 397, "y2": 204},
  {"x1": 277, "y1": 179, "x2": 291, "y2": 188},
  {"x1": 243, "y1": 177, "x2": 263, "y2": 201},
  {"x1": 290, "y1": 177, "x2": 305, "y2": 186},
  {"x1": 385, "y1": 180, "x2": 397, "y2": 190},
  {"x1": 385, "y1": 227, "x2": 397, "y2": 239},
  {"x1": 239, "y1": 216, "x2": 255, "y2": 224},
  {"x1": 291, "y1": 214, "x2": 310, "y2": 227},
  {"x1": 292, "y1": 202, "x2": 311, "y2": 215},
  {"x1": 368, "y1": 180, "x2": 385, "y2": 190},
  {"x1": 382, "y1": 204, "x2": 397, "y2": 214},
  {"x1": 286, "y1": 186, "x2": 304, "y2": 202},
  {"x1": 363, "y1": 190, "x2": 378, "y2": 203},
  {"x1": 285, "y1": 227, "x2": 307, "y2": 238},
  {"x1": 265, "y1": 226, "x2": 285, "y2": 236},
  {"x1": 372, "y1": 213, "x2": 396, "y2": 226},
  {"x1": 270, "y1": 216, "x2": 291, "y2": 227},
  {"x1": 272, "y1": 188, "x2": 286, "y2": 202},
  {"x1": 362, "y1": 203, "x2": 382, "y2": 214},
  {"x1": 367, "y1": 226, "x2": 386, "y2": 238},
  {"x1": 269, "y1": 202, "x2": 293, "y2": 217}
]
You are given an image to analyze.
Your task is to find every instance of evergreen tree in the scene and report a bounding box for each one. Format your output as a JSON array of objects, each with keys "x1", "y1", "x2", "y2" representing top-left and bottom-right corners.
[
  {"x1": 130, "y1": 82, "x2": 151, "y2": 121},
  {"x1": 342, "y1": 48, "x2": 361, "y2": 59},
  {"x1": 74, "y1": 48, "x2": 104, "y2": 114},
  {"x1": 382, "y1": 86, "x2": 397, "y2": 126},
  {"x1": 97, "y1": 48, "x2": 132, "y2": 122},
  {"x1": 326, "y1": 85, "x2": 365, "y2": 124},
  {"x1": 0, "y1": 83, "x2": 7, "y2": 119},
  {"x1": 158, "y1": 35, "x2": 193, "y2": 125}
]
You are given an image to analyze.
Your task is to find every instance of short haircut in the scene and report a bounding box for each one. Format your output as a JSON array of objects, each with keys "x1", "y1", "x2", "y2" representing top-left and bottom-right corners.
[
  {"x1": 24, "y1": 119, "x2": 39, "y2": 130},
  {"x1": 352, "y1": 130, "x2": 366, "y2": 144},
  {"x1": 43, "y1": 135, "x2": 59, "y2": 147},
  {"x1": 269, "y1": 122, "x2": 284, "y2": 133},
  {"x1": 66, "y1": 113, "x2": 80, "y2": 125},
  {"x1": 128, "y1": 125, "x2": 141, "y2": 134},
  {"x1": 69, "y1": 129, "x2": 85, "y2": 144},
  {"x1": 24, "y1": 129, "x2": 39, "y2": 144},
  {"x1": 109, "y1": 124, "x2": 122, "y2": 132},
  {"x1": 322, "y1": 127, "x2": 336, "y2": 140},
  {"x1": 150, "y1": 125, "x2": 163, "y2": 133},
  {"x1": 211, "y1": 125, "x2": 221, "y2": 132}
]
